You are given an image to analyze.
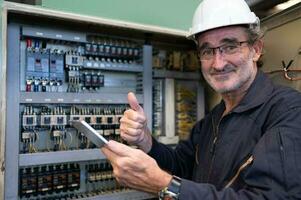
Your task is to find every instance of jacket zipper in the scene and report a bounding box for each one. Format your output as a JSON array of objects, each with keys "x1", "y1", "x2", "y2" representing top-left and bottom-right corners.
[
  {"x1": 224, "y1": 155, "x2": 254, "y2": 188},
  {"x1": 195, "y1": 144, "x2": 200, "y2": 165},
  {"x1": 278, "y1": 131, "x2": 288, "y2": 192},
  {"x1": 207, "y1": 116, "x2": 221, "y2": 182}
]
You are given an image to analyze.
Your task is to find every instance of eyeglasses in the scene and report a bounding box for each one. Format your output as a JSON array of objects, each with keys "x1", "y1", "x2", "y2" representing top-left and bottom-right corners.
[{"x1": 198, "y1": 41, "x2": 249, "y2": 61}]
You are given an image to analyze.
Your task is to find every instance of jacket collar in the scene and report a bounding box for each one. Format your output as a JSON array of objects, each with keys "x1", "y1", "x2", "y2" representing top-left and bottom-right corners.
[
  {"x1": 232, "y1": 70, "x2": 274, "y2": 113},
  {"x1": 215, "y1": 70, "x2": 274, "y2": 114}
]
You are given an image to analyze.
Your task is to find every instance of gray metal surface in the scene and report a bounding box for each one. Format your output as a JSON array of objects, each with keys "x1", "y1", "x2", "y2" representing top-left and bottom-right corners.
[
  {"x1": 5, "y1": 23, "x2": 20, "y2": 200},
  {"x1": 261, "y1": 2, "x2": 301, "y2": 30},
  {"x1": 3, "y1": 2, "x2": 187, "y2": 37},
  {"x1": 77, "y1": 189, "x2": 154, "y2": 200},
  {"x1": 153, "y1": 69, "x2": 201, "y2": 80},
  {"x1": 20, "y1": 92, "x2": 144, "y2": 104},
  {"x1": 0, "y1": 4, "x2": 7, "y2": 200},
  {"x1": 19, "y1": 149, "x2": 106, "y2": 166},
  {"x1": 22, "y1": 25, "x2": 87, "y2": 43},
  {"x1": 143, "y1": 45, "x2": 153, "y2": 132}
]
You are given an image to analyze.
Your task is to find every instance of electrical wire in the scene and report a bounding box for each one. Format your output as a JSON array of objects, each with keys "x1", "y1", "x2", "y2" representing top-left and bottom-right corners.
[
  {"x1": 265, "y1": 50, "x2": 301, "y2": 81},
  {"x1": 29, "y1": 133, "x2": 37, "y2": 153},
  {"x1": 265, "y1": 68, "x2": 301, "y2": 81}
]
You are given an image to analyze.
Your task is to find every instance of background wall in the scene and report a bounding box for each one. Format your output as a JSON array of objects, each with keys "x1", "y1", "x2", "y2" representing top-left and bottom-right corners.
[
  {"x1": 41, "y1": 0, "x2": 201, "y2": 31},
  {"x1": 262, "y1": 10, "x2": 301, "y2": 91}
]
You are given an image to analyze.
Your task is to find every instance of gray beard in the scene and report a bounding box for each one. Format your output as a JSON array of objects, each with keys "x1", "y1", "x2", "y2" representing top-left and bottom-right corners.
[{"x1": 203, "y1": 66, "x2": 253, "y2": 94}]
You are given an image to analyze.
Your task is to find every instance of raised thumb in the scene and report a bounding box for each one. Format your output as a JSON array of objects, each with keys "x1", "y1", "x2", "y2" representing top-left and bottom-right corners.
[{"x1": 127, "y1": 92, "x2": 144, "y2": 114}]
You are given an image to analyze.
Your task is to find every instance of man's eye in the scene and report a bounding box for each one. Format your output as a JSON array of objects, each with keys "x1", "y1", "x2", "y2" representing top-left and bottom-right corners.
[
  {"x1": 223, "y1": 45, "x2": 238, "y2": 52},
  {"x1": 201, "y1": 49, "x2": 212, "y2": 56}
]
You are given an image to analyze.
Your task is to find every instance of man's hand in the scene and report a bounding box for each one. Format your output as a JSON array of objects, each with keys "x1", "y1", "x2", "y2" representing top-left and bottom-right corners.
[
  {"x1": 101, "y1": 140, "x2": 172, "y2": 194},
  {"x1": 120, "y1": 92, "x2": 152, "y2": 153}
]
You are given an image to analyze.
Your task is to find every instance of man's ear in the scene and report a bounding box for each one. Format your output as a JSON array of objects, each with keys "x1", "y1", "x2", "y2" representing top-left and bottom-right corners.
[{"x1": 252, "y1": 39, "x2": 263, "y2": 62}]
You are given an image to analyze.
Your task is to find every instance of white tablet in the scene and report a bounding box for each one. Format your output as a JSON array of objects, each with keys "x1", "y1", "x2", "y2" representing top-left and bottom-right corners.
[{"x1": 71, "y1": 120, "x2": 108, "y2": 148}]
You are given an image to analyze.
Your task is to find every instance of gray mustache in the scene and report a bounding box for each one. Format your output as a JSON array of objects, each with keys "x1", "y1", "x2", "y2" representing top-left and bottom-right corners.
[{"x1": 209, "y1": 64, "x2": 235, "y2": 74}]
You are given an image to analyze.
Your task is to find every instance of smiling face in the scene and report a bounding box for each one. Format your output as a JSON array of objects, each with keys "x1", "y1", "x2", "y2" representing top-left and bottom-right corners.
[{"x1": 197, "y1": 26, "x2": 262, "y2": 94}]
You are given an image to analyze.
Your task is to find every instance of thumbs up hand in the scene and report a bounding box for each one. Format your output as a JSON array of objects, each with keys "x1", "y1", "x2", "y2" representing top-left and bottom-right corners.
[{"x1": 119, "y1": 92, "x2": 153, "y2": 153}]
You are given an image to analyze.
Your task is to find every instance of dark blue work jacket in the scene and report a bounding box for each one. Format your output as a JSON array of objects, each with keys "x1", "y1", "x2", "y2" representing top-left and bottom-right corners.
[{"x1": 149, "y1": 70, "x2": 301, "y2": 199}]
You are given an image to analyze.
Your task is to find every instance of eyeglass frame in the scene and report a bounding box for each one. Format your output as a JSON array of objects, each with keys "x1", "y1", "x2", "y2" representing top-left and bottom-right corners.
[{"x1": 197, "y1": 40, "x2": 250, "y2": 61}]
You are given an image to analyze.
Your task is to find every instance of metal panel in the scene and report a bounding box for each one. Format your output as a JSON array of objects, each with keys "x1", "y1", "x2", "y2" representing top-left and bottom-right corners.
[
  {"x1": 0, "y1": 5, "x2": 7, "y2": 200},
  {"x1": 4, "y1": 2, "x2": 188, "y2": 37},
  {"x1": 261, "y1": 2, "x2": 301, "y2": 30},
  {"x1": 165, "y1": 78, "x2": 175, "y2": 138},
  {"x1": 5, "y1": 23, "x2": 20, "y2": 200},
  {"x1": 19, "y1": 149, "x2": 106, "y2": 166},
  {"x1": 159, "y1": 78, "x2": 179, "y2": 144},
  {"x1": 153, "y1": 69, "x2": 201, "y2": 80},
  {"x1": 143, "y1": 45, "x2": 153, "y2": 132},
  {"x1": 77, "y1": 190, "x2": 154, "y2": 200},
  {"x1": 22, "y1": 26, "x2": 87, "y2": 43},
  {"x1": 20, "y1": 92, "x2": 144, "y2": 104}
]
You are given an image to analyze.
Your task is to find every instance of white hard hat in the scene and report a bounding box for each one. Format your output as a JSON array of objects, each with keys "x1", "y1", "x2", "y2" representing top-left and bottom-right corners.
[{"x1": 187, "y1": 0, "x2": 259, "y2": 39}]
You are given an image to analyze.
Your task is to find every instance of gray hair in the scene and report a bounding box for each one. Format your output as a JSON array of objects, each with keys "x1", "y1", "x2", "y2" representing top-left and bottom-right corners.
[
  {"x1": 244, "y1": 24, "x2": 265, "y2": 67},
  {"x1": 244, "y1": 23, "x2": 264, "y2": 44}
]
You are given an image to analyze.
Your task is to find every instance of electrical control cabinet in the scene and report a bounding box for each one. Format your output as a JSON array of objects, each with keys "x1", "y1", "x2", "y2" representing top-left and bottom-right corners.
[
  {"x1": 3, "y1": 12, "x2": 153, "y2": 200},
  {"x1": 152, "y1": 47, "x2": 205, "y2": 144},
  {"x1": 1, "y1": 3, "x2": 203, "y2": 200}
]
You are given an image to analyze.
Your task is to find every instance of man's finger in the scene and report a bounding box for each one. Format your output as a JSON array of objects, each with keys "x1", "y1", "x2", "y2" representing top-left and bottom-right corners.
[
  {"x1": 120, "y1": 131, "x2": 142, "y2": 143},
  {"x1": 106, "y1": 140, "x2": 134, "y2": 157},
  {"x1": 101, "y1": 147, "x2": 119, "y2": 163},
  {"x1": 122, "y1": 111, "x2": 146, "y2": 124},
  {"x1": 128, "y1": 92, "x2": 144, "y2": 114}
]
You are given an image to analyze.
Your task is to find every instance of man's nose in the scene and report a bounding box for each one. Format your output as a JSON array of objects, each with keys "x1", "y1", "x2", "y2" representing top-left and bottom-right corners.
[{"x1": 211, "y1": 49, "x2": 226, "y2": 70}]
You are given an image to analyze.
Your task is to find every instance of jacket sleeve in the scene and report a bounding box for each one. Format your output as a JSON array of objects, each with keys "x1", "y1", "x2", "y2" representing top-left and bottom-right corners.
[
  {"x1": 179, "y1": 107, "x2": 301, "y2": 200},
  {"x1": 148, "y1": 120, "x2": 203, "y2": 179}
]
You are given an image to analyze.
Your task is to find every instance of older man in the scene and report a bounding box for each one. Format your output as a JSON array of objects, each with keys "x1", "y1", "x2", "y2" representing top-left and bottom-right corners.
[{"x1": 102, "y1": 0, "x2": 301, "y2": 199}]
